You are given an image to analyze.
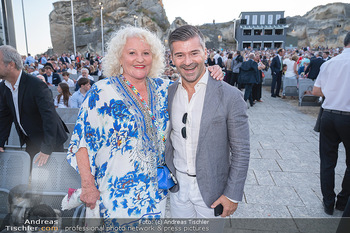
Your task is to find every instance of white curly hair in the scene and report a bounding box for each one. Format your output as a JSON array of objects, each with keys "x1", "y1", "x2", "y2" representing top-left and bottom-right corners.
[{"x1": 102, "y1": 26, "x2": 165, "y2": 78}]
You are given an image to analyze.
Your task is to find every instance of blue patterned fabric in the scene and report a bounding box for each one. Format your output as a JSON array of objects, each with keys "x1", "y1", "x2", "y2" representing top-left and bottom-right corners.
[{"x1": 67, "y1": 76, "x2": 171, "y2": 219}]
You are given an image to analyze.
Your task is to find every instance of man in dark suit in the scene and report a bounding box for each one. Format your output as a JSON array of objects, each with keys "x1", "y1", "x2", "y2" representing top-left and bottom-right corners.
[
  {"x1": 217, "y1": 52, "x2": 225, "y2": 69},
  {"x1": 238, "y1": 53, "x2": 259, "y2": 107},
  {"x1": 270, "y1": 48, "x2": 285, "y2": 97},
  {"x1": 323, "y1": 51, "x2": 331, "y2": 61},
  {"x1": 43, "y1": 63, "x2": 61, "y2": 86},
  {"x1": 166, "y1": 25, "x2": 250, "y2": 227},
  {"x1": 0, "y1": 45, "x2": 68, "y2": 166},
  {"x1": 305, "y1": 51, "x2": 325, "y2": 80},
  {"x1": 59, "y1": 53, "x2": 70, "y2": 64}
]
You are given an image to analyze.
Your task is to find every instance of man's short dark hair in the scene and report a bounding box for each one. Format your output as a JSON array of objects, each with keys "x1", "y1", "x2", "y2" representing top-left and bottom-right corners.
[
  {"x1": 344, "y1": 31, "x2": 350, "y2": 47},
  {"x1": 77, "y1": 77, "x2": 89, "y2": 87},
  {"x1": 62, "y1": 71, "x2": 69, "y2": 77},
  {"x1": 168, "y1": 25, "x2": 205, "y2": 53},
  {"x1": 277, "y1": 48, "x2": 284, "y2": 54}
]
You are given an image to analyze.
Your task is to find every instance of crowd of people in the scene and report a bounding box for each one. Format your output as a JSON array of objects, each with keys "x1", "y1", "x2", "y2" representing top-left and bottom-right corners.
[
  {"x1": 15, "y1": 51, "x2": 104, "y2": 109},
  {"x1": 22, "y1": 51, "x2": 103, "y2": 78},
  {"x1": 161, "y1": 45, "x2": 343, "y2": 109},
  {"x1": 15, "y1": 37, "x2": 344, "y2": 111}
]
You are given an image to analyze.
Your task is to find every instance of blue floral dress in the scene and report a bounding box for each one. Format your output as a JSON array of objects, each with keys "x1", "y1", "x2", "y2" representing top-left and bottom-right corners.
[{"x1": 67, "y1": 76, "x2": 171, "y2": 221}]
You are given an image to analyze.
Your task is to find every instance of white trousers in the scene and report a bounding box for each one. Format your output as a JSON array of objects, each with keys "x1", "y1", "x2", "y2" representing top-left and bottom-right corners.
[
  {"x1": 170, "y1": 171, "x2": 217, "y2": 218},
  {"x1": 170, "y1": 172, "x2": 225, "y2": 233}
]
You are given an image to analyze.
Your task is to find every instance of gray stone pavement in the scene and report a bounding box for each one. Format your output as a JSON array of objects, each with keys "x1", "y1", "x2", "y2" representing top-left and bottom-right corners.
[{"x1": 233, "y1": 87, "x2": 346, "y2": 219}]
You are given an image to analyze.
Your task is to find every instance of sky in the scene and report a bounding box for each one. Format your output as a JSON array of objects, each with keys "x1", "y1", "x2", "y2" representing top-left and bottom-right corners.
[{"x1": 11, "y1": 0, "x2": 348, "y2": 56}]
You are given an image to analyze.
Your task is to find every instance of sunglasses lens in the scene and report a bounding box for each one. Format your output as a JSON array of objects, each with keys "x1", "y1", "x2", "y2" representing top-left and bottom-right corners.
[
  {"x1": 181, "y1": 127, "x2": 186, "y2": 139},
  {"x1": 182, "y1": 113, "x2": 187, "y2": 124}
]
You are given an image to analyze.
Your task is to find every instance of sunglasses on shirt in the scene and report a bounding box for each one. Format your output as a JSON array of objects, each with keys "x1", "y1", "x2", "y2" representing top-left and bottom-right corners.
[{"x1": 181, "y1": 113, "x2": 187, "y2": 139}]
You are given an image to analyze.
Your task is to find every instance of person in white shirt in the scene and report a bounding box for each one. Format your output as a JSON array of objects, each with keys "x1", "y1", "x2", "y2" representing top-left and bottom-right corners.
[
  {"x1": 70, "y1": 54, "x2": 75, "y2": 62},
  {"x1": 54, "y1": 82, "x2": 71, "y2": 108},
  {"x1": 61, "y1": 72, "x2": 75, "y2": 87},
  {"x1": 282, "y1": 55, "x2": 298, "y2": 98},
  {"x1": 77, "y1": 67, "x2": 94, "y2": 82},
  {"x1": 97, "y1": 63, "x2": 103, "y2": 77},
  {"x1": 36, "y1": 75, "x2": 47, "y2": 85},
  {"x1": 28, "y1": 66, "x2": 39, "y2": 76},
  {"x1": 67, "y1": 63, "x2": 77, "y2": 75},
  {"x1": 222, "y1": 52, "x2": 228, "y2": 66},
  {"x1": 312, "y1": 32, "x2": 350, "y2": 216},
  {"x1": 213, "y1": 50, "x2": 220, "y2": 64}
]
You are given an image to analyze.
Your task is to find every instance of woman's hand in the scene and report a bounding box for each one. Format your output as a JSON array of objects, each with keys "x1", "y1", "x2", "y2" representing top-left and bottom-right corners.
[
  {"x1": 208, "y1": 65, "x2": 224, "y2": 80},
  {"x1": 81, "y1": 185, "x2": 100, "y2": 209},
  {"x1": 76, "y1": 147, "x2": 100, "y2": 209}
]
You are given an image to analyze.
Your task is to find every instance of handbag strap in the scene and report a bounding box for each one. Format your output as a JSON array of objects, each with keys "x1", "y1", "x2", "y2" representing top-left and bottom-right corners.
[{"x1": 121, "y1": 75, "x2": 166, "y2": 143}]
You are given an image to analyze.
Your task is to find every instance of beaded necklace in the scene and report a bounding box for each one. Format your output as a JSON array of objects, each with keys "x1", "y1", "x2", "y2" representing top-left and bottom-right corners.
[{"x1": 121, "y1": 75, "x2": 166, "y2": 143}]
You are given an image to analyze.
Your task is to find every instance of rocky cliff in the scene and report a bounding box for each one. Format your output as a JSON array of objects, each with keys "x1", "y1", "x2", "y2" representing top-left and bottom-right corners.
[
  {"x1": 49, "y1": 1, "x2": 350, "y2": 54},
  {"x1": 200, "y1": 2, "x2": 350, "y2": 49},
  {"x1": 286, "y1": 2, "x2": 350, "y2": 48},
  {"x1": 50, "y1": 0, "x2": 169, "y2": 54}
]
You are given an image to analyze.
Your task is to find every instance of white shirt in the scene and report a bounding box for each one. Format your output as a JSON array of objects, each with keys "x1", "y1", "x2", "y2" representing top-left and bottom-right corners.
[
  {"x1": 30, "y1": 71, "x2": 39, "y2": 76},
  {"x1": 47, "y1": 74, "x2": 53, "y2": 85},
  {"x1": 222, "y1": 55, "x2": 228, "y2": 65},
  {"x1": 67, "y1": 68, "x2": 77, "y2": 75},
  {"x1": 283, "y1": 59, "x2": 296, "y2": 78},
  {"x1": 314, "y1": 48, "x2": 350, "y2": 112},
  {"x1": 4, "y1": 71, "x2": 27, "y2": 135},
  {"x1": 278, "y1": 54, "x2": 283, "y2": 70},
  {"x1": 54, "y1": 95, "x2": 71, "y2": 108},
  {"x1": 171, "y1": 69, "x2": 209, "y2": 175},
  {"x1": 213, "y1": 53, "x2": 220, "y2": 64},
  {"x1": 62, "y1": 78, "x2": 75, "y2": 87},
  {"x1": 77, "y1": 75, "x2": 94, "y2": 81}
]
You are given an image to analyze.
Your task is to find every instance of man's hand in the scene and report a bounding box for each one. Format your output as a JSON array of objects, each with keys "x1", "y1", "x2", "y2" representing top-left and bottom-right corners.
[
  {"x1": 211, "y1": 195, "x2": 238, "y2": 217},
  {"x1": 208, "y1": 65, "x2": 224, "y2": 80},
  {"x1": 34, "y1": 152, "x2": 50, "y2": 166},
  {"x1": 80, "y1": 185, "x2": 100, "y2": 209},
  {"x1": 312, "y1": 86, "x2": 324, "y2": 97},
  {"x1": 0, "y1": 147, "x2": 4, "y2": 152}
]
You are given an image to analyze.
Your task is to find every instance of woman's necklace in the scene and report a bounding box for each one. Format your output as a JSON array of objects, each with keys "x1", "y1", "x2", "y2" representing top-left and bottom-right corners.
[{"x1": 120, "y1": 75, "x2": 165, "y2": 143}]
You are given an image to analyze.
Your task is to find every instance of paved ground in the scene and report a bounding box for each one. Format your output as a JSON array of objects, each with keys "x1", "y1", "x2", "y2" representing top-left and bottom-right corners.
[
  {"x1": 236, "y1": 87, "x2": 346, "y2": 218},
  {"x1": 220, "y1": 87, "x2": 347, "y2": 232}
]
